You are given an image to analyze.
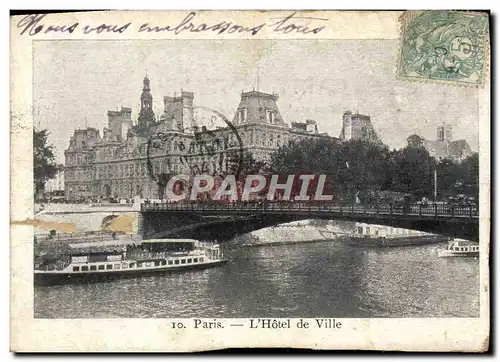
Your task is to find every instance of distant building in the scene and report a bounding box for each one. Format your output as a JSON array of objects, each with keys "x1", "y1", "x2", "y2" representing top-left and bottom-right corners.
[
  {"x1": 406, "y1": 124, "x2": 472, "y2": 162},
  {"x1": 291, "y1": 119, "x2": 319, "y2": 134},
  {"x1": 44, "y1": 164, "x2": 65, "y2": 193},
  {"x1": 64, "y1": 76, "x2": 338, "y2": 201},
  {"x1": 339, "y1": 111, "x2": 382, "y2": 144}
]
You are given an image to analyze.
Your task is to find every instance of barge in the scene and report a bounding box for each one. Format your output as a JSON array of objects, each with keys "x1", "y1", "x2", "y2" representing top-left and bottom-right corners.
[{"x1": 342, "y1": 223, "x2": 451, "y2": 247}]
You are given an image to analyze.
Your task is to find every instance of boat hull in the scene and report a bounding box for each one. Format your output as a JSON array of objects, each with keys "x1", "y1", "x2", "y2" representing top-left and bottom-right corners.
[
  {"x1": 341, "y1": 235, "x2": 450, "y2": 248},
  {"x1": 34, "y1": 259, "x2": 228, "y2": 286},
  {"x1": 236, "y1": 238, "x2": 330, "y2": 248},
  {"x1": 437, "y1": 250, "x2": 479, "y2": 258}
]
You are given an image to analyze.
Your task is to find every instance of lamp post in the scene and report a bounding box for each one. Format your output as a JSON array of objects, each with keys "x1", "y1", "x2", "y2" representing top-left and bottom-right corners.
[{"x1": 434, "y1": 168, "x2": 437, "y2": 203}]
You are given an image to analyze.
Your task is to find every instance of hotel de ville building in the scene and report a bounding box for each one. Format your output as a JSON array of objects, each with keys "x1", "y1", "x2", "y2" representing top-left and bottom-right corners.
[{"x1": 64, "y1": 75, "x2": 338, "y2": 201}]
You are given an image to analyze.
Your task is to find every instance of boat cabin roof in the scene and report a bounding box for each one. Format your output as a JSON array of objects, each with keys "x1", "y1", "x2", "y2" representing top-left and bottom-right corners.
[
  {"x1": 450, "y1": 239, "x2": 478, "y2": 247},
  {"x1": 70, "y1": 249, "x2": 124, "y2": 257},
  {"x1": 138, "y1": 239, "x2": 200, "y2": 252}
]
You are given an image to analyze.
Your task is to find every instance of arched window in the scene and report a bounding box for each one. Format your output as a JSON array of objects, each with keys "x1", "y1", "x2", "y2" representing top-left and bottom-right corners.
[
  {"x1": 174, "y1": 141, "x2": 178, "y2": 151},
  {"x1": 276, "y1": 135, "x2": 281, "y2": 148}
]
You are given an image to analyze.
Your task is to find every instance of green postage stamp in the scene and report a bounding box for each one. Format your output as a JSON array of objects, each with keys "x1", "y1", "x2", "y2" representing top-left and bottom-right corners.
[{"x1": 398, "y1": 11, "x2": 489, "y2": 87}]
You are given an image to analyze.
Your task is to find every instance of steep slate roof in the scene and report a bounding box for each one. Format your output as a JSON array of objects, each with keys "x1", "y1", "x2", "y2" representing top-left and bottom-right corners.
[
  {"x1": 232, "y1": 91, "x2": 286, "y2": 126},
  {"x1": 423, "y1": 140, "x2": 448, "y2": 158}
]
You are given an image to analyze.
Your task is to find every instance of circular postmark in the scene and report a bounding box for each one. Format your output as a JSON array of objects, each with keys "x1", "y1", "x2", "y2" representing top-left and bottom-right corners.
[
  {"x1": 145, "y1": 106, "x2": 244, "y2": 199},
  {"x1": 401, "y1": 11, "x2": 488, "y2": 82}
]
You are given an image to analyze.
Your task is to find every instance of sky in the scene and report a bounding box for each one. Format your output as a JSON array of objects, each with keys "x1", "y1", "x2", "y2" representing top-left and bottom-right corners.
[{"x1": 34, "y1": 40, "x2": 480, "y2": 164}]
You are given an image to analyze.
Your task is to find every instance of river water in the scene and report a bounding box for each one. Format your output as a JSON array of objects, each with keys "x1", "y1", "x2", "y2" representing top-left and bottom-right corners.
[{"x1": 34, "y1": 241, "x2": 479, "y2": 318}]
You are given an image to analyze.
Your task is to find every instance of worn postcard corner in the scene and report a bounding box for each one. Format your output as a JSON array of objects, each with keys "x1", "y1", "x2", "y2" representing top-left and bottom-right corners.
[{"x1": 10, "y1": 9, "x2": 490, "y2": 353}]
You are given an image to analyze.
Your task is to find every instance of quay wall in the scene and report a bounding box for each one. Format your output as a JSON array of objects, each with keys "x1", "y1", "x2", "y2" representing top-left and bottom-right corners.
[{"x1": 34, "y1": 204, "x2": 140, "y2": 234}]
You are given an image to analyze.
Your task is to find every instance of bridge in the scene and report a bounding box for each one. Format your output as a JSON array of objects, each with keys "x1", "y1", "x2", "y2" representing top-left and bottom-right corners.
[{"x1": 139, "y1": 201, "x2": 479, "y2": 242}]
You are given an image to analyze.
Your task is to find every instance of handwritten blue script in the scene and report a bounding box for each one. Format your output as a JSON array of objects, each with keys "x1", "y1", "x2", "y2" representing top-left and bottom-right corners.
[
  {"x1": 17, "y1": 14, "x2": 131, "y2": 36},
  {"x1": 138, "y1": 12, "x2": 327, "y2": 35},
  {"x1": 17, "y1": 12, "x2": 327, "y2": 36}
]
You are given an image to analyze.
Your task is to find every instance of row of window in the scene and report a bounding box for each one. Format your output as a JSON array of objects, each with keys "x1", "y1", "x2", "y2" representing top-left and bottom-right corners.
[
  {"x1": 65, "y1": 169, "x2": 92, "y2": 181},
  {"x1": 95, "y1": 156, "x2": 225, "y2": 181},
  {"x1": 72, "y1": 257, "x2": 204, "y2": 272},
  {"x1": 66, "y1": 153, "x2": 91, "y2": 166},
  {"x1": 452, "y1": 247, "x2": 479, "y2": 252},
  {"x1": 95, "y1": 160, "x2": 200, "y2": 180},
  {"x1": 237, "y1": 108, "x2": 277, "y2": 124},
  {"x1": 96, "y1": 163, "x2": 148, "y2": 179},
  {"x1": 96, "y1": 138, "x2": 228, "y2": 162}
]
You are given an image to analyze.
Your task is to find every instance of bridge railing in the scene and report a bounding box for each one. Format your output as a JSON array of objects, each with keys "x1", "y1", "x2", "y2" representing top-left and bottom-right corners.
[{"x1": 140, "y1": 201, "x2": 478, "y2": 218}]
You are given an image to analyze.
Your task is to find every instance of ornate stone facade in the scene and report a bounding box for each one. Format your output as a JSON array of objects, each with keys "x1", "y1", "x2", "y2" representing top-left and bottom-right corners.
[{"x1": 64, "y1": 77, "x2": 337, "y2": 201}]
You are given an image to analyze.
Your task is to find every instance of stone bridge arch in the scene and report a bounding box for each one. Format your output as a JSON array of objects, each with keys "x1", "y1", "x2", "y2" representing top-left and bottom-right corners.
[{"x1": 140, "y1": 212, "x2": 479, "y2": 242}]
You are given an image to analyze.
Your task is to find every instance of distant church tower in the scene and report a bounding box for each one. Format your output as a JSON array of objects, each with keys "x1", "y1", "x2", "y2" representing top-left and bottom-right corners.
[
  {"x1": 339, "y1": 110, "x2": 381, "y2": 144},
  {"x1": 138, "y1": 75, "x2": 155, "y2": 126}
]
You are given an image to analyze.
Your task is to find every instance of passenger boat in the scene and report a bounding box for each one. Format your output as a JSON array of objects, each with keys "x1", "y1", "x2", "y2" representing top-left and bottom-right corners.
[
  {"x1": 34, "y1": 239, "x2": 227, "y2": 286},
  {"x1": 437, "y1": 239, "x2": 479, "y2": 258}
]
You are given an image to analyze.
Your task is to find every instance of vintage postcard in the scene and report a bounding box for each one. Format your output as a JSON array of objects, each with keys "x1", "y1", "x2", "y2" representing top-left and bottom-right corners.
[{"x1": 10, "y1": 10, "x2": 490, "y2": 352}]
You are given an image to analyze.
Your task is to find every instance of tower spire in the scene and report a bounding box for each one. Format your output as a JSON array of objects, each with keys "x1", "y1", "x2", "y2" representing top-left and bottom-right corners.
[{"x1": 138, "y1": 74, "x2": 155, "y2": 127}]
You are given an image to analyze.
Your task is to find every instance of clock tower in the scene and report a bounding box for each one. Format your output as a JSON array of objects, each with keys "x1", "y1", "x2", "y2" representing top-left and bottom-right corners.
[{"x1": 138, "y1": 75, "x2": 155, "y2": 127}]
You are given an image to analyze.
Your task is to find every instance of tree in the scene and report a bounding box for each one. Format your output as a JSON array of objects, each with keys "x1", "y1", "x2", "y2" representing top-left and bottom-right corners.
[
  {"x1": 436, "y1": 158, "x2": 462, "y2": 198},
  {"x1": 33, "y1": 129, "x2": 57, "y2": 200},
  {"x1": 389, "y1": 145, "x2": 436, "y2": 198},
  {"x1": 335, "y1": 140, "x2": 392, "y2": 201},
  {"x1": 432, "y1": 153, "x2": 479, "y2": 200},
  {"x1": 268, "y1": 138, "x2": 391, "y2": 202},
  {"x1": 460, "y1": 153, "x2": 479, "y2": 198}
]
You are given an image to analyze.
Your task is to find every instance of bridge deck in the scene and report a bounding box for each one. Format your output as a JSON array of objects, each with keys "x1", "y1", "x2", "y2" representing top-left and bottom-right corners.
[{"x1": 141, "y1": 202, "x2": 478, "y2": 223}]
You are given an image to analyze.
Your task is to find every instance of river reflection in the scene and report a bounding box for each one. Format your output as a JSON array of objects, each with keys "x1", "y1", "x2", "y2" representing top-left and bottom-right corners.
[{"x1": 35, "y1": 241, "x2": 479, "y2": 318}]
